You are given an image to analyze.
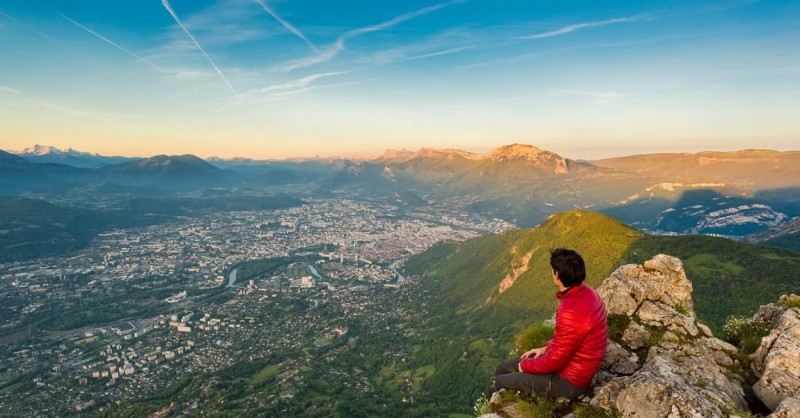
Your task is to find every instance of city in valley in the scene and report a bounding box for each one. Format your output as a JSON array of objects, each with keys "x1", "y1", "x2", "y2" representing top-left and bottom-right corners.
[{"x1": 0, "y1": 196, "x2": 513, "y2": 416}]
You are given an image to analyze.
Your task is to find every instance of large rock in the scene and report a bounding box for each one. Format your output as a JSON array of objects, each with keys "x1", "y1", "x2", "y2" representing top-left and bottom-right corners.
[
  {"x1": 599, "y1": 254, "x2": 694, "y2": 318},
  {"x1": 621, "y1": 321, "x2": 650, "y2": 350},
  {"x1": 592, "y1": 355, "x2": 732, "y2": 418},
  {"x1": 592, "y1": 255, "x2": 748, "y2": 417},
  {"x1": 768, "y1": 397, "x2": 800, "y2": 418},
  {"x1": 601, "y1": 341, "x2": 639, "y2": 376},
  {"x1": 751, "y1": 305, "x2": 800, "y2": 410}
]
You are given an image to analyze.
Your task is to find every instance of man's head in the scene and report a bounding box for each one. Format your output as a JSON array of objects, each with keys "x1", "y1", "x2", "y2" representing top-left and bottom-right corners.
[{"x1": 550, "y1": 248, "x2": 586, "y2": 288}]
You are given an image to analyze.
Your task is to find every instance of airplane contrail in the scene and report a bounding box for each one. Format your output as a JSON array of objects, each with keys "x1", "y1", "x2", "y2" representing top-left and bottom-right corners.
[
  {"x1": 521, "y1": 15, "x2": 646, "y2": 40},
  {"x1": 272, "y1": 0, "x2": 462, "y2": 73},
  {"x1": 161, "y1": 0, "x2": 239, "y2": 99},
  {"x1": 0, "y1": 9, "x2": 67, "y2": 47},
  {"x1": 252, "y1": 0, "x2": 317, "y2": 52},
  {"x1": 53, "y1": 10, "x2": 167, "y2": 73},
  {"x1": 0, "y1": 84, "x2": 95, "y2": 116}
]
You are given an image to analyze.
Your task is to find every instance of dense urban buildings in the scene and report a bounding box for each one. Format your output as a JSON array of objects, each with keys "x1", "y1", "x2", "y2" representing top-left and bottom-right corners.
[{"x1": 0, "y1": 198, "x2": 512, "y2": 415}]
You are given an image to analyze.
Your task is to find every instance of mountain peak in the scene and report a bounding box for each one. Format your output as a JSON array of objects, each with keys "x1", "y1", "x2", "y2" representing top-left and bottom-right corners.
[
  {"x1": 0, "y1": 149, "x2": 30, "y2": 164},
  {"x1": 483, "y1": 143, "x2": 576, "y2": 174},
  {"x1": 541, "y1": 210, "x2": 639, "y2": 233},
  {"x1": 486, "y1": 143, "x2": 546, "y2": 160},
  {"x1": 415, "y1": 147, "x2": 481, "y2": 160},
  {"x1": 101, "y1": 154, "x2": 222, "y2": 178},
  {"x1": 18, "y1": 144, "x2": 97, "y2": 157},
  {"x1": 377, "y1": 148, "x2": 415, "y2": 162}
]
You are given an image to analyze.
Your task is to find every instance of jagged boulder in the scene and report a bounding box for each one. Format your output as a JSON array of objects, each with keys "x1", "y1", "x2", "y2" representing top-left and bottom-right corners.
[
  {"x1": 599, "y1": 254, "x2": 694, "y2": 319},
  {"x1": 750, "y1": 295, "x2": 800, "y2": 411},
  {"x1": 768, "y1": 397, "x2": 800, "y2": 418},
  {"x1": 591, "y1": 255, "x2": 748, "y2": 417}
]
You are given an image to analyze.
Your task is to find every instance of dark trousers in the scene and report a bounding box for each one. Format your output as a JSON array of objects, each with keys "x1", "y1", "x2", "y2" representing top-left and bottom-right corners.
[{"x1": 487, "y1": 359, "x2": 588, "y2": 400}]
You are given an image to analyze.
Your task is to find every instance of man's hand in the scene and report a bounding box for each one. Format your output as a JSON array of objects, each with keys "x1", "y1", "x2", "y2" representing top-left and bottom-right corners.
[{"x1": 520, "y1": 347, "x2": 545, "y2": 359}]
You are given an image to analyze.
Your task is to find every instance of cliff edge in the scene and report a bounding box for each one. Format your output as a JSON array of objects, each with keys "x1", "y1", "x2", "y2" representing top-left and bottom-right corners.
[{"x1": 479, "y1": 255, "x2": 800, "y2": 417}]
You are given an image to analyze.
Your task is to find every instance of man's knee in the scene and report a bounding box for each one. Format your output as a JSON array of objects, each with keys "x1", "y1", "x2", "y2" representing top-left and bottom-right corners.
[
  {"x1": 494, "y1": 359, "x2": 520, "y2": 376},
  {"x1": 493, "y1": 364, "x2": 506, "y2": 376}
]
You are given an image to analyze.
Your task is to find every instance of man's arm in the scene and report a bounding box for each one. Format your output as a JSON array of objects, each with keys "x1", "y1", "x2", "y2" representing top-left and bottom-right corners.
[
  {"x1": 519, "y1": 311, "x2": 586, "y2": 374},
  {"x1": 520, "y1": 347, "x2": 545, "y2": 359}
]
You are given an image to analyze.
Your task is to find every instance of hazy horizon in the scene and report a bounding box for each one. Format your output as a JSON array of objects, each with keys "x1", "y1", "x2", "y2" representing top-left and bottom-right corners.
[
  {"x1": 8, "y1": 140, "x2": 800, "y2": 162},
  {"x1": 2, "y1": 1, "x2": 799, "y2": 159}
]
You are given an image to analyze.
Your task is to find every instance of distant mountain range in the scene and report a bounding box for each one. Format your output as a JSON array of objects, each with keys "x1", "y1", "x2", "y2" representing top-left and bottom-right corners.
[
  {"x1": 0, "y1": 151, "x2": 231, "y2": 194},
  {"x1": 13, "y1": 144, "x2": 136, "y2": 167},
  {"x1": 592, "y1": 149, "x2": 800, "y2": 190},
  {"x1": 99, "y1": 154, "x2": 225, "y2": 184},
  {"x1": 0, "y1": 149, "x2": 96, "y2": 195},
  {"x1": 345, "y1": 144, "x2": 799, "y2": 235},
  {"x1": 3, "y1": 143, "x2": 800, "y2": 238}
]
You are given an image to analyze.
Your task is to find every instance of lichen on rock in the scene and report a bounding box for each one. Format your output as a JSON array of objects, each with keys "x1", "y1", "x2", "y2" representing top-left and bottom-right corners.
[
  {"x1": 592, "y1": 255, "x2": 748, "y2": 417},
  {"x1": 749, "y1": 297, "x2": 800, "y2": 411}
]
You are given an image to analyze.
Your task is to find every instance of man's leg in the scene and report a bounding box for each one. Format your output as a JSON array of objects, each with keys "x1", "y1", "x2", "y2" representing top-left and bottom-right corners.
[
  {"x1": 494, "y1": 359, "x2": 521, "y2": 376},
  {"x1": 487, "y1": 371, "x2": 553, "y2": 397},
  {"x1": 548, "y1": 374, "x2": 588, "y2": 400}
]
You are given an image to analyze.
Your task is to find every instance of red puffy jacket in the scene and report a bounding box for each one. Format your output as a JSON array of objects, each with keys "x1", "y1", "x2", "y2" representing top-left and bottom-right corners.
[{"x1": 519, "y1": 284, "x2": 607, "y2": 388}]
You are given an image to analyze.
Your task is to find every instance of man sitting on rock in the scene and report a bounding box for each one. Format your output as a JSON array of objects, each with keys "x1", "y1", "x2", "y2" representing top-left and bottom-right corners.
[{"x1": 488, "y1": 248, "x2": 608, "y2": 400}]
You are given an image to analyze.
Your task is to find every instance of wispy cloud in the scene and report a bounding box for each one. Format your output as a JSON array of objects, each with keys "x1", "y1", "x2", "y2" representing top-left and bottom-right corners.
[
  {"x1": 459, "y1": 36, "x2": 677, "y2": 70},
  {"x1": 769, "y1": 65, "x2": 800, "y2": 73},
  {"x1": 161, "y1": 0, "x2": 240, "y2": 99},
  {"x1": 552, "y1": 89, "x2": 630, "y2": 102},
  {"x1": 407, "y1": 46, "x2": 474, "y2": 61},
  {"x1": 0, "y1": 85, "x2": 95, "y2": 116},
  {"x1": 249, "y1": 80, "x2": 362, "y2": 103},
  {"x1": 251, "y1": 71, "x2": 349, "y2": 94},
  {"x1": 366, "y1": 28, "x2": 477, "y2": 65},
  {"x1": 214, "y1": 78, "x2": 362, "y2": 112},
  {"x1": 378, "y1": 45, "x2": 474, "y2": 64},
  {"x1": 521, "y1": 15, "x2": 648, "y2": 40},
  {"x1": 272, "y1": 0, "x2": 462, "y2": 73},
  {"x1": 52, "y1": 10, "x2": 166, "y2": 72},
  {"x1": 252, "y1": 0, "x2": 317, "y2": 51},
  {"x1": 0, "y1": 9, "x2": 67, "y2": 47}
]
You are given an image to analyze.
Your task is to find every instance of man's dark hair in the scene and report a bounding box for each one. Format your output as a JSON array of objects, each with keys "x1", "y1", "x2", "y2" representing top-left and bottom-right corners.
[{"x1": 550, "y1": 248, "x2": 586, "y2": 287}]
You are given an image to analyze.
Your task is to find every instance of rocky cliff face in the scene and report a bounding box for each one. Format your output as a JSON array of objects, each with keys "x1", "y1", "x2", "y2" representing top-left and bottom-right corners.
[
  {"x1": 593, "y1": 255, "x2": 748, "y2": 417},
  {"x1": 479, "y1": 255, "x2": 800, "y2": 418},
  {"x1": 749, "y1": 294, "x2": 800, "y2": 413}
]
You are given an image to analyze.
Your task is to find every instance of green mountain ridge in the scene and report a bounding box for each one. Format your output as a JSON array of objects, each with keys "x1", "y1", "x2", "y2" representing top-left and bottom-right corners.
[
  {"x1": 404, "y1": 210, "x2": 800, "y2": 332},
  {"x1": 390, "y1": 210, "x2": 800, "y2": 414}
]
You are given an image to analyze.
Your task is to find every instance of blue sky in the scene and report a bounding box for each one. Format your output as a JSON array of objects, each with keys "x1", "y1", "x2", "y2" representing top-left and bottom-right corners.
[{"x1": 1, "y1": 0, "x2": 798, "y2": 159}]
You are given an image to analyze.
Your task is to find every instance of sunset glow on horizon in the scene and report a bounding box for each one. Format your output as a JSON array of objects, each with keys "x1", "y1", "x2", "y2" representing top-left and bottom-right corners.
[{"x1": 1, "y1": 0, "x2": 799, "y2": 160}]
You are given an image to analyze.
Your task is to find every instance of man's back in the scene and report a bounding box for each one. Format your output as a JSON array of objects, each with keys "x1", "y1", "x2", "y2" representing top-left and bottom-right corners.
[{"x1": 520, "y1": 284, "x2": 607, "y2": 388}]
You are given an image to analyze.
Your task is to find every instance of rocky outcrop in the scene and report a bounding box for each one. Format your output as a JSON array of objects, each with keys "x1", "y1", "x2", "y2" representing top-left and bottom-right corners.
[
  {"x1": 768, "y1": 397, "x2": 800, "y2": 418},
  {"x1": 750, "y1": 295, "x2": 800, "y2": 411},
  {"x1": 592, "y1": 255, "x2": 748, "y2": 417},
  {"x1": 479, "y1": 256, "x2": 800, "y2": 418}
]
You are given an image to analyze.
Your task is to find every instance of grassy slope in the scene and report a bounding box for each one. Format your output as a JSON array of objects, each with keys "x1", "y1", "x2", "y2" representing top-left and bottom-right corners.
[
  {"x1": 405, "y1": 210, "x2": 800, "y2": 333},
  {"x1": 400, "y1": 210, "x2": 800, "y2": 413},
  {"x1": 405, "y1": 210, "x2": 645, "y2": 334},
  {"x1": 621, "y1": 235, "x2": 800, "y2": 329}
]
